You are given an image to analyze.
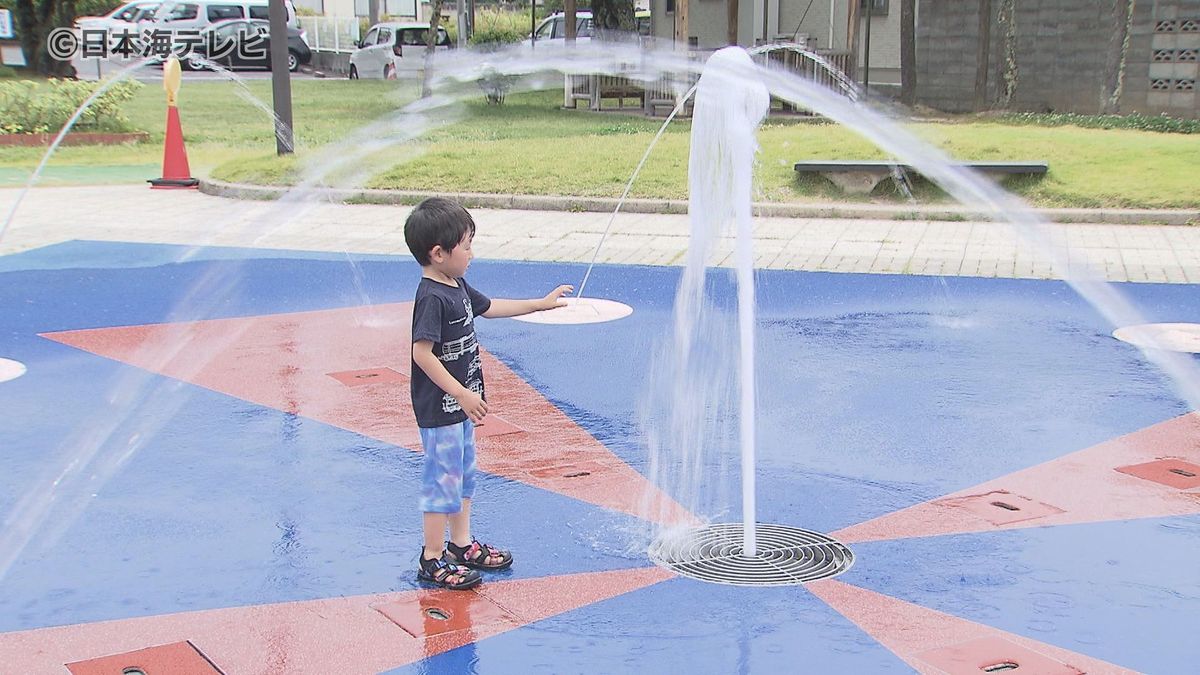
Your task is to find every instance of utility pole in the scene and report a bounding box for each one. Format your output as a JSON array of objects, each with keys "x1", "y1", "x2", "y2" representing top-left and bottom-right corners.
[
  {"x1": 900, "y1": 0, "x2": 916, "y2": 105},
  {"x1": 268, "y1": 0, "x2": 294, "y2": 155},
  {"x1": 862, "y1": 0, "x2": 872, "y2": 93},
  {"x1": 457, "y1": 0, "x2": 467, "y2": 47},
  {"x1": 727, "y1": 0, "x2": 738, "y2": 45}
]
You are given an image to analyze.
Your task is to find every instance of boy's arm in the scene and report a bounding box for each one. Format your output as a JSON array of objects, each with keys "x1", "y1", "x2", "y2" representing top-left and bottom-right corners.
[
  {"x1": 412, "y1": 340, "x2": 488, "y2": 423},
  {"x1": 482, "y1": 285, "x2": 574, "y2": 319}
]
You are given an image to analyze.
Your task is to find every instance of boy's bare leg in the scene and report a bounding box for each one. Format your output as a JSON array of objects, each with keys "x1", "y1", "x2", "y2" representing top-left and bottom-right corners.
[
  {"x1": 423, "y1": 512, "x2": 449, "y2": 561},
  {"x1": 448, "y1": 498, "x2": 472, "y2": 548}
]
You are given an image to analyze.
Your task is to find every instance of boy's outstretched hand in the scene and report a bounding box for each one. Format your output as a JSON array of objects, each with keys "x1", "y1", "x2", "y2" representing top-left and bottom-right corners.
[{"x1": 537, "y1": 285, "x2": 574, "y2": 311}]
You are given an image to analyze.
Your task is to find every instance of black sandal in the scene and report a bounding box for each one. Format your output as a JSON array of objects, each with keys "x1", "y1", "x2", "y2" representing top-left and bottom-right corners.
[
  {"x1": 417, "y1": 552, "x2": 481, "y2": 590},
  {"x1": 447, "y1": 539, "x2": 513, "y2": 571}
]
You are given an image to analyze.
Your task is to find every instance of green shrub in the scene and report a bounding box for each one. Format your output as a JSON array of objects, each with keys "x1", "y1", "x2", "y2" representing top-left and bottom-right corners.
[
  {"x1": 999, "y1": 111, "x2": 1200, "y2": 134},
  {"x1": 469, "y1": 8, "x2": 530, "y2": 47},
  {"x1": 0, "y1": 78, "x2": 143, "y2": 134}
]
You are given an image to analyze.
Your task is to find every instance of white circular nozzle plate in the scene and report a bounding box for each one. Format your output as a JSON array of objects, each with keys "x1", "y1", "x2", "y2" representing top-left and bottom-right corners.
[
  {"x1": 511, "y1": 297, "x2": 633, "y2": 325},
  {"x1": 0, "y1": 358, "x2": 27, "y2": 383},
  {"x1": 1113, "y1": 323, "x2": 1200, "y2": 354}
]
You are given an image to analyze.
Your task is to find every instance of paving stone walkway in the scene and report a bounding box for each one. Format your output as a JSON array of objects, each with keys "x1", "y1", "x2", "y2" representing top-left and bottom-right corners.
[{"x1": 2, "y1": 186, "x2": 1197, "y2": 284}]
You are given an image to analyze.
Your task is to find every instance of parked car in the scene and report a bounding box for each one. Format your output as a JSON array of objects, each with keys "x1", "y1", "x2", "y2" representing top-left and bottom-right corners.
[
  {"x1": 150, "y1": 0, "x2": 299, "y2": 32},
  {"x1": 349, "y1": 22, "x2": 451, "y2": 80},
  {"x1": 522, "y1": 10, "x2": 650, "y2": 47},
  {"x1": 74, "y1": 1, "x2": 161, "y2": 31},
  {"x1": 187, "y1": 18, "x2": 311, "y2": 71}
]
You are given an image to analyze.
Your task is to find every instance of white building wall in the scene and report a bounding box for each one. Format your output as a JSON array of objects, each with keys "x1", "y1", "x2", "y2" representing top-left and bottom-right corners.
[
  {"x1": 651, "y1": 0, "x2": 897, "y2": 67},
  {"x1": 861, "y1": 2, "x2": 901, "y2": 74},
  {"x1": 777, "y1": 0, "x2": 842, "y2": 51}
]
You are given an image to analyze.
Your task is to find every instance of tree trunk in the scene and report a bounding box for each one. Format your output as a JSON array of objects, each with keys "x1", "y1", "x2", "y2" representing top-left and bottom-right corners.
[
  {"x1": 593, "y1": 0, "x2": 635, "y2": 34},
  {"x1": 1102, "y1": 0, "x2": 1135, "y2": 114},
  {"x1": 973, "y1": 0, "x2": 993, "y2": 111},
  {"x1": 899, "y1": 0, "x2": 916, "y2": 105},
  {"x1": 422, "y1": 0, "x2": 444, "y2": 98},
  {"x1": 15, "y1": 0, "x2": 78, "y2": 77},
  {"x1": 846, "y1": 0, "x2": 861, "y2": 82}
]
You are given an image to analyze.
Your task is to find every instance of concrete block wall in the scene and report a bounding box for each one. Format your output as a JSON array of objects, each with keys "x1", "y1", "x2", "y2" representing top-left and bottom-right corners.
[
  {"x1": 1135, "y1": 1, "x2": 1199, "y2": 117},
  {"x1": 1005, "y1": 2, "x2": 1114, "y2": 114},
  {"x1": 914, "y1": 0, "x2": 980, "y2": 112},
  {"x1": 916, "y1": 0, "x2": 1199, "y2": 118}
]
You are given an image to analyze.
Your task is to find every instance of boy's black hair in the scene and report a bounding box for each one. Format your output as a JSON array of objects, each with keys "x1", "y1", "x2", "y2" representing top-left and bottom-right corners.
[{"x1": 403, "y1": 197, "x2": 476, "y2": 266}]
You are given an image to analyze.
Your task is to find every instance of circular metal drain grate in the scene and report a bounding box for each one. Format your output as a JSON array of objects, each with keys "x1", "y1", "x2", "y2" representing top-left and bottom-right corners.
[{"x1": 648, "y1": 523, "x2": 854, "y2": 587}]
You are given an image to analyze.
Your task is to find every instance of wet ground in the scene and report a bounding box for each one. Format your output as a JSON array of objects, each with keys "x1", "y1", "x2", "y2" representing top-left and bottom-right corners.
[{"x1": 1, "y1": 235, "x2": 1198, "y2": 673}]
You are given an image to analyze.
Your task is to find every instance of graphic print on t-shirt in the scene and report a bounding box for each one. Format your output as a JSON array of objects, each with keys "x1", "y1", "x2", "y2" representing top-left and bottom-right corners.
[
  {"x1": 448, "y1": 297, "x2": 474, "y2": 327},
  {"x1": 410, "y1": 278, "x2": 492, "y2": 428},
  {"x1": 439, "y1": 333, "x2": 478, "y2": 362},
  {"x1": 439, "y1": 297, "x2": 480, "y2": 414}
]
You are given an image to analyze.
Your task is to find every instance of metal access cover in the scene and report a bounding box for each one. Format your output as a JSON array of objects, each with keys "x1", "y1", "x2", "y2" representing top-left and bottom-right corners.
[
  {"x1": 66, "y1": 640, "x2": 223, "y2": 675},
  {"x1": 648, "y1": 523, "x2": 854, "y2": 587}
]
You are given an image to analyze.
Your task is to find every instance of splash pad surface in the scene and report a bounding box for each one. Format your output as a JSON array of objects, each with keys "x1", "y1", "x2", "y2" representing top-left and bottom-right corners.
[{"x1": 1, "y1": 239, "x2": 1198, "y2": 673}]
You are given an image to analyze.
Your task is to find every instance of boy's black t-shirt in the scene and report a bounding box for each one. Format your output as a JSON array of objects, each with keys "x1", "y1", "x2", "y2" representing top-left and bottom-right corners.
[{"x1": 410, "y1": 276, "x2": 492, "y2": 429}]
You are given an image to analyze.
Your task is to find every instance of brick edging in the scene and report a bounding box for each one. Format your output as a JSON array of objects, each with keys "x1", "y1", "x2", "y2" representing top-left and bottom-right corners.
[{"x1": 0, "y1": 132, "x2": 151, "y2": 147}]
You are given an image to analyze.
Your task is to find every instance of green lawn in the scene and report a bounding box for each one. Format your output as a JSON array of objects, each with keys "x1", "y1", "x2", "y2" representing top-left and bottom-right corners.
[
  {"x1": 4, "y1": 81, "x2": 1198, "y2": 210},
  {"x1": 0, "y1": 78, "x2": 402, "y2": 186}
]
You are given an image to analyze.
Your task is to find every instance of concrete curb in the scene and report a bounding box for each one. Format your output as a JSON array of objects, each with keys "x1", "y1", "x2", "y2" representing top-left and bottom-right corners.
[{"x1": 199, "y1": 179, "x2": 1200, "y2": 226}]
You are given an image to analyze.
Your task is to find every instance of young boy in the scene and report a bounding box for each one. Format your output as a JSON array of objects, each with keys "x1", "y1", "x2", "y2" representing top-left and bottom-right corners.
[{"x1": 404, "y1": 197, "x2": 572, "y2": 590}]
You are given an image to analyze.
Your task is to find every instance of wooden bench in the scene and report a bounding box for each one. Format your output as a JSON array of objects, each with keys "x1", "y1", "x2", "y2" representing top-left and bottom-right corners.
[
  {"x1": 566, "y1": 74, "x2": 647, "y2": 111},
  {"x1": 793, "y1": 160, "x2": 1049, "y2": 194}
]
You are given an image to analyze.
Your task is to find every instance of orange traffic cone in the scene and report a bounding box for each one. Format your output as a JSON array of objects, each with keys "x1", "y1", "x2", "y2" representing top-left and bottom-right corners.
[{"x1": 149, "y1": 57, "x2": 199, "y2": 189}]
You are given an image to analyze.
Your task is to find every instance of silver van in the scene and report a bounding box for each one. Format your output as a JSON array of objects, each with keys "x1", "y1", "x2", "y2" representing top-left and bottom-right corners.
[{"x1": 150, "y1": 0, "x2": 298, "y2": 32}]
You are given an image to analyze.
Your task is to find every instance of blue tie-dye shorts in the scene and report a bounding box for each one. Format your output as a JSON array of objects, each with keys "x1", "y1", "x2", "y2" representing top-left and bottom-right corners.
[{"x1": 419, "y1": 419, "x2": 477, "y2": 513}]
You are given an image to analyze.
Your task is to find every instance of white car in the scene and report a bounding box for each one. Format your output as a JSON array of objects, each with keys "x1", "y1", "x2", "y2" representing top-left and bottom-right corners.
[
  {"x1": 349, "y1": 22, "x2": 451, "y2": 80},
  {"x1": 74, "y1": 1, "x2": 161, "y2": 32},
  {"x1": 521, "y1": 10, "x2": 650, "y2": 48},
  {"x1": 523, "y1": 11, "x2": 595, "y2": 48}
]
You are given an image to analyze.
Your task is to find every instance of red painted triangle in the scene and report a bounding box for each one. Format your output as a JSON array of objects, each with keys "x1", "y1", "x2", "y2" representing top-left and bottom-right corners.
[
  {"x1": 833, "y1": 413, "x2": 1200, "y2": 544},
  {"x1": 0, "y1": 567, "x2": 676, "y2": 673},
  {"x1": 42, "y1": 304, "x2": 694, "y2": 525},
  {"x1": 806, "y1": 579, "x2": 1138, "y2": 674}
]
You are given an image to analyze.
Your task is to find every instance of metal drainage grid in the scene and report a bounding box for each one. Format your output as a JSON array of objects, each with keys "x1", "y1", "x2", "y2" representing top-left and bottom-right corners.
[{"x1": 648, "y1": 523, "x2": 855, "y2": 587}]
